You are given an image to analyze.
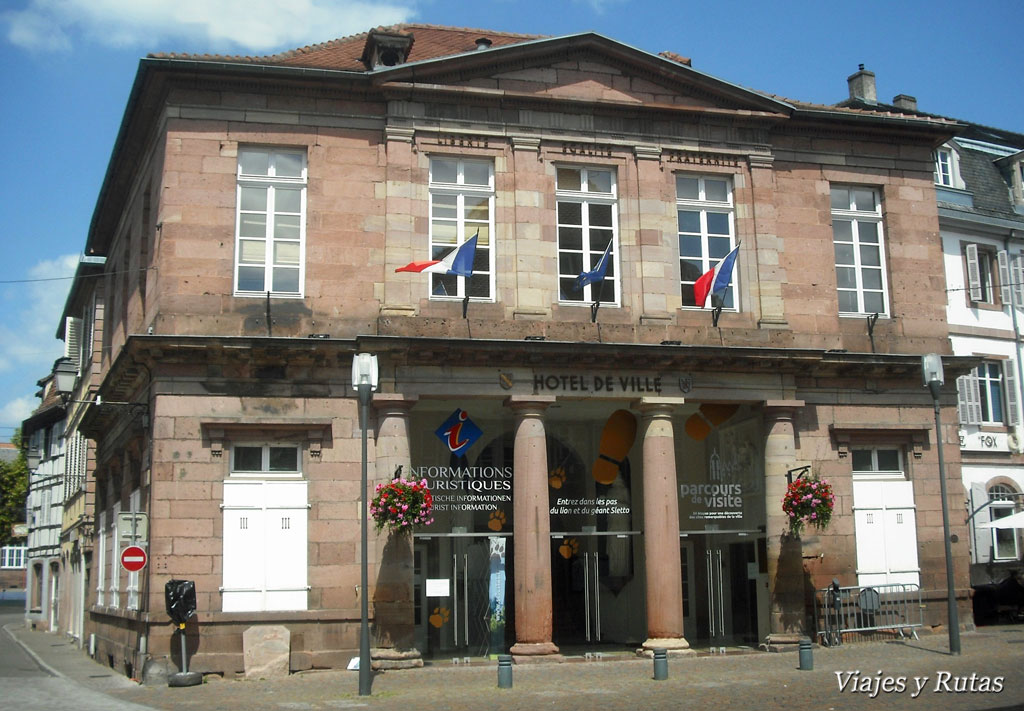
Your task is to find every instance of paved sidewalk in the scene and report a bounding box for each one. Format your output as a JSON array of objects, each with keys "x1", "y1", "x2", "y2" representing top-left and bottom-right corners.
[{"x1": 8, "y1": 623, "x2": 1024, "y2": 711}]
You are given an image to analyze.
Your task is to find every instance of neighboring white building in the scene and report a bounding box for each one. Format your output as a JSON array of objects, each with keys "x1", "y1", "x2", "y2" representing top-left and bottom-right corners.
[
  {"x1": 936, "y1": 126, "x2": 1024, "y2": 594},
  {"x1": 22, "y1": 375, "x2": 67, "y2": 631}
]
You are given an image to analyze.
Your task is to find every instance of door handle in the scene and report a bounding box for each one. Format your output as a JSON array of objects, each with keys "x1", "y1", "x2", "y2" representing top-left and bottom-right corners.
[
  {"x1": 583, "y1": 550, "x2": 591, "y2": 642},
  {"x1": 452, "y1": 553, "x2": 459, "y2": 647},
  {"x1": 593, "y1": 552, "x2": 601, "y2": 642}
]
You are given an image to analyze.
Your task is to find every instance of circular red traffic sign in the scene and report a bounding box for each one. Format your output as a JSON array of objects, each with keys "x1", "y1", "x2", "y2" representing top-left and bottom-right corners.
[{"x1": 121, "y1": 545, "x2": 148, "y2": 572}]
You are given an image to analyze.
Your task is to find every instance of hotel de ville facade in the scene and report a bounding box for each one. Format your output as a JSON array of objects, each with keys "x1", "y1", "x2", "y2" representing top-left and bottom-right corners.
[{"x1": 53, "y1": 24, "x2": 977, "y2": 677}]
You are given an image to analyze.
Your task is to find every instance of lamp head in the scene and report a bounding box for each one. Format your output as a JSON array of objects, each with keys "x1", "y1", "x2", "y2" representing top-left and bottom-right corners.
[
  {"x1": 351, "y1": 353, "x2": 379, "y2": 391},
  {"x1": 52, "y1": 357, "x2": 78, "y2": 402},
  {"x1": 921, "y1": 353, "x2": 944, "y2": 387}
]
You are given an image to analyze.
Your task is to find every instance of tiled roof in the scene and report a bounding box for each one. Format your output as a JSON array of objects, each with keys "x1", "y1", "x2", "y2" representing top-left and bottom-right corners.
[
  {"x1": 765, "y1": 94, "x2": 962, "y2": 127},
  {"x1": 656, "y1": 51, "x2": 692, "y2": 67},
  {"x1": 149, "y1": 24, "x2": 549, "y2": 72}
]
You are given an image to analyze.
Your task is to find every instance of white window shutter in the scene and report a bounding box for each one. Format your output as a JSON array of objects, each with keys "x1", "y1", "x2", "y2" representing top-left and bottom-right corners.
[
  {"x1": 966, "y1": 244, "x2": 982, "y2": 301},
  {"x1": 957, "y1": 373, "x2": 982, "y2": 425},
  {"x1": 64, "y1": 317, "x2": 82, "y2": 370},
  {"x1": 957, "y1": 374, "x2": 970, "y2": 424},
  {"x1": 1013, "y1": 253, "x2": 1024, "y2": 308},
  {"x1": 1003, "y1": 360, "x2": 1020, "y2": 426},
  {"x1": 970, "y1": 483, "x2": 992, "y2": 565},
  {"x1": 998, "y1": 250, "x2": 1013, "y2": 305}
]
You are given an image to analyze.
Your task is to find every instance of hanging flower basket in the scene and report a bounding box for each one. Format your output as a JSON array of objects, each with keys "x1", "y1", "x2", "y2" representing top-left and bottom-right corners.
[
  {"x1": 782, "y1": 476, "x2": 835, "y2": 536},
  {"x1": 370, "y1": 478, "x2": 434, "y2": 534}
]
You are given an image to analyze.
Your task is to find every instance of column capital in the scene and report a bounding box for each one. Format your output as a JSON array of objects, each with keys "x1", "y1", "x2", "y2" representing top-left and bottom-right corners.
[
  {"x1": 372, "y1": 393, "x2": 418, "y2": 413},
  {"x1": 764, "y1": 400, "x2": 804, "y2": 416},
  {"x1": 504, "y1": 395, "x2": 556, "y2": 414},
  {"x1": 633, "y1": 397, "x2": 686, "y2": 415},
  {"x1": 511, "y1": 134, "x2": 541, "y2": 152},
  {"x1": 748, "y1": 153, "x2": 775, "y2": 170},
  {"x1": 385, "y1": 126, "x2": 415, "y2": 144}
]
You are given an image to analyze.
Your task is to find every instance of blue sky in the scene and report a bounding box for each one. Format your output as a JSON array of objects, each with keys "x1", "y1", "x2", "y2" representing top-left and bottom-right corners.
[{"x1": 0, "y1": 0, "x2": 1022, "y2": 436}]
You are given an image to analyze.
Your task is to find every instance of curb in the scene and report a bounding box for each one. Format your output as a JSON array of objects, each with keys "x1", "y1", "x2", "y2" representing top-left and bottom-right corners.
[{"x1": 2, "y1": 622, "x2": 63, "y2": 679}]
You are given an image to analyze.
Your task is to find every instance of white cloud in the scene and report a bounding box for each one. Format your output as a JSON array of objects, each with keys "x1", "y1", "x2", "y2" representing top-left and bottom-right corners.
[
  {"x1": 572, "y1": 0, "x2": 628, "y2": 14},
  {"x1": 3, "y1": 0, "x2": 414, "y2": 53},
  {"x1": 0, "y1": 253, "x2": 77, "y2": 429},
  {"x1": 0, "y1": 395, "x2": 39, "y2": 428},
  {"x1": 0, "y1": 253, "x2": 78, "y2": 374}
]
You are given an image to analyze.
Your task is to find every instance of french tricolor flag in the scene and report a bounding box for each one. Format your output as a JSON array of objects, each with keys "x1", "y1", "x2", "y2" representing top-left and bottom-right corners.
[
  {"x1": 396, "y1": 232, "x2": 478, "y2": 278},
  {"x1": 693, "y1": 244, "x2": 739, "y2": 308}
]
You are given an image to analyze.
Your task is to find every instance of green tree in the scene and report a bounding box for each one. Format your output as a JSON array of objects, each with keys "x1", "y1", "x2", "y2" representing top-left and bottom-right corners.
[{"x1": 0, "y1": 429, "x2": 29, "y2": 547}]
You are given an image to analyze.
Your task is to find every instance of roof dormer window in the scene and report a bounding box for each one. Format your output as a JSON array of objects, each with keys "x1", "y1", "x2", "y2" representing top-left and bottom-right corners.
[
  {"x1": 934, "y1": 144, "x2": 965, "y2": 190},
  {"x1": 361, "y1": 28, "x2": 414, "y2": 69}
]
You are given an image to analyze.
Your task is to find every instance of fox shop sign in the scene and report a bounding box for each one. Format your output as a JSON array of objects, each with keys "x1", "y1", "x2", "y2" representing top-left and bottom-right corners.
[{"x1": 533, "y1": 373, "x2": 664, "y2": 394}]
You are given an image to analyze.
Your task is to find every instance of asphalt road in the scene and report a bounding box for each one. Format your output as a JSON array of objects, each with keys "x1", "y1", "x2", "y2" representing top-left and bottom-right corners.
[
  {"x1": 0, "y1": 610, "x2": 156, "y2": 711},
  {"x1": 5, "y1": 605, "x2": 1024, "y2": 711}
]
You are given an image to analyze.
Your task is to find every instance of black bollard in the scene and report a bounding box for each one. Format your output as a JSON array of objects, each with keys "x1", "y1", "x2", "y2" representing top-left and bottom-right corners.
[
  {"x1": 653, "y1": 648, "x2": 668, "y2": 680},
  {"x1": 798, "y1": 638, "x2": 813, "y2": 671},
  {"x1": 497, "y1": 654, "x2": 513, "y2": 688}
]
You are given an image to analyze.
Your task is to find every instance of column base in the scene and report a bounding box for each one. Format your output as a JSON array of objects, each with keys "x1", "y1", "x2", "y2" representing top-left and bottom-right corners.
[
  {"x1": 370, "y1": 647, "x2": 424, "y2": 670},
  {"x1": 637, "y1": 637, "x2": 696, "y2": 656},
  {"x1": 510, "y1": 641, "x2": 563, "y2": 663}
]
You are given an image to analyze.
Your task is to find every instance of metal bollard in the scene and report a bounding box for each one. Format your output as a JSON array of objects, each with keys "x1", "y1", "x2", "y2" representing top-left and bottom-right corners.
[
  {"x1": 653, "y1": 648, "x2": 668, "y2": 680},
  {"x1": 497, "y1": 654, "x2": 513, "y2": 688},
  {"x1": 798, "y1": 638, "x2": 813, "y2": 671}
]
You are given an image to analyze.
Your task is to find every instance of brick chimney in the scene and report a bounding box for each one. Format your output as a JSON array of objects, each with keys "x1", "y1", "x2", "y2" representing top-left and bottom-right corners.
[
  {"x1": 847, "y1": 64, "x2": 877, "y2": 103},
  {"x1": 892, "y1": 94, "x2": 918, "y2": 111}
]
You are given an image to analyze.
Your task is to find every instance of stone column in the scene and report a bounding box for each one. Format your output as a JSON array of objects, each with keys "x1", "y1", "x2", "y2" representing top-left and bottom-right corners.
[
  {"x1": 370, "y1": 394, "x2": 420, "y2": 662},
  {"x1": 636, "y1": 398, "x2": 693, "y2": 654},
  {"x1": 505, "y1": 395, "x2": 560, "y2": 660},
  {"x1": 373, "y1": 394, "x2": 418, "y2": 484},
  {"x1": 763, "y1": 400, "x2": 805, "y2": 638}
]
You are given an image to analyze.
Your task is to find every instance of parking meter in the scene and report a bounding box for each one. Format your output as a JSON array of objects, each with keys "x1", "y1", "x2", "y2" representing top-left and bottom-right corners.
[{"x1": 164, "y1": 579, "x2": 197, "y2": 625}]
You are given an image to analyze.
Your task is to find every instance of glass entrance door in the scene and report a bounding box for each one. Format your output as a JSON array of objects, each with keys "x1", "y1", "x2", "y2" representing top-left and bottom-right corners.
[
  {"x1": 414, "y1": 534, "x2": 511, "y2": 660},
  {"x1": 680, "y1": 533, "x2": 763, "y2": 647},
  {"x1": 551, "y1": 531, "x2": 641, "y2": 648}
]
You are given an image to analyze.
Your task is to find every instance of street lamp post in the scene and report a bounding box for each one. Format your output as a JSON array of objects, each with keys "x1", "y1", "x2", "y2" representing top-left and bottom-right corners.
[
  {"x1": 922, "y1": 353, "x2": 961, "y2": 655},
  {"x1": 351, "y1": 353, "x2": 379, "y2": 695}
]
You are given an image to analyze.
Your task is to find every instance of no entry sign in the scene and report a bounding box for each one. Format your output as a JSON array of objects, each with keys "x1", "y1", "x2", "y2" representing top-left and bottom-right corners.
[{"x1": 121, "y1": 545, "x2": 148, "y2": 572}]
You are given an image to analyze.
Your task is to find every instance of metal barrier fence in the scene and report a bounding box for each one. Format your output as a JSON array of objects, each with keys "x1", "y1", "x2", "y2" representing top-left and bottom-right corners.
[{"x1": 814, "y1": 582, "x2": 923, "y2": 646}]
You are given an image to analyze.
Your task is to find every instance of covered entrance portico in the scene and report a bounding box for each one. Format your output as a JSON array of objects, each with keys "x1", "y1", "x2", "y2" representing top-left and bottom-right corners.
[{"x1": 369, "y1": 338, "x2": 831, "y2": 664}]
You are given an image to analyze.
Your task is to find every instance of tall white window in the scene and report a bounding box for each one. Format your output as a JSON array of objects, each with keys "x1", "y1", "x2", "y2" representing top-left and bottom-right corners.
[
  {"x1": 677, "y1": 175, "x2": 737, "y2": 309},
  {"x1": 989, "y1": 484, "x2": 1021, "y2": 561},
  {"x1": 831, "y1": 186, "x2": 888, "y2": 316},
  {"x1": 222, "y1": 444, "x2": 307, "y2": 612},
  {"x1": 851, "y1": 447, "x2": 920, "y2": 587},
  {"x1": 556, "y1": 166, "x2": 618, "y2": 304},
  {"x1": 96, "y1": 510, "x2": 106, "y2": 606},
  {"x1": 933, "y1": 145, "x2": 964, "y2": 189},
  {"x1": 964, "y1": 244, "x2": 998, "y2": 305},
  {"x1": 428, "y1": 157, "x2": 493, "y2": 300},
  {"x1": 109, "y1": 501, "x2": 120, "y2": 608},
  {"x1": 935, "y1": 148, "x2": 953, "y2": 186},
  {"x1": 126, "y1": 489, "x2": 141, "y2": 611},
  {"x1": 957, "y1": 361, "x2": 1019, "y2": 426},
  {"x1": 235, "y1": 148, "x2": 307, "y2": 296}
]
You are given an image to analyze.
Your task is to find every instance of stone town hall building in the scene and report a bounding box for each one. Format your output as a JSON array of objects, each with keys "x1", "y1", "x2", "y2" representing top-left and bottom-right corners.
[{"x1": 55, "y1": 24, "x2": 972, "y2": 676}]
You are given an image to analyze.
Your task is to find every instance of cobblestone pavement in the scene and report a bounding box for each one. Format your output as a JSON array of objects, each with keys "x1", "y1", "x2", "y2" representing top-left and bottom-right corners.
[{"x1": 8, "y1": 620, "x2": 1024, "y2": 711}]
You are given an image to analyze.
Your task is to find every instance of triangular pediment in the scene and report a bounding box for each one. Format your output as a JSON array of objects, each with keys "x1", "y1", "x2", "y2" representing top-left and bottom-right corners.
[{"x1": 372, "y1": 32, "x2": 790, "y2": 117}]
